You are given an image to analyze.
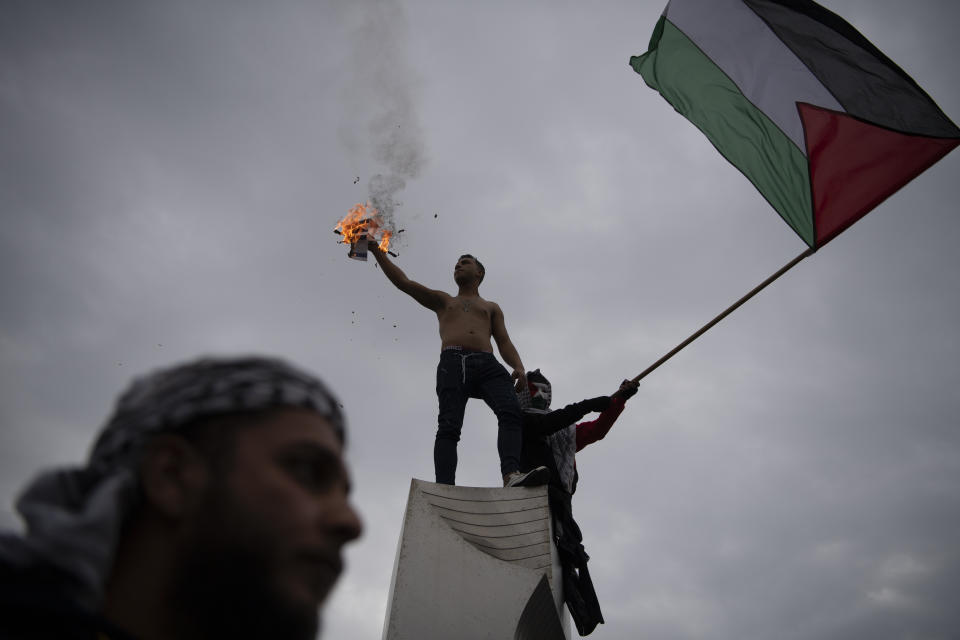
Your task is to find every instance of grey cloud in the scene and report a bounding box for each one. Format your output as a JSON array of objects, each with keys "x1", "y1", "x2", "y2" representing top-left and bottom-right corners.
[{"x1": 2, "y1": 2, "x2": 959, "y2": 639}]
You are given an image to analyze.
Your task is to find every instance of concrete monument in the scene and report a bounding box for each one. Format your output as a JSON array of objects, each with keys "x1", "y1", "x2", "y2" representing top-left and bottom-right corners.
[{"x1": 382, "y1": 479, "x2": 568, "y2": 639}]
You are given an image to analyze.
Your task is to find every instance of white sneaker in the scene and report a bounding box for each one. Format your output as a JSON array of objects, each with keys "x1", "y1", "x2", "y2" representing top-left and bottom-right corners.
[{"x1": 503, "y1": 466, "x2": 550, "y2": 488}]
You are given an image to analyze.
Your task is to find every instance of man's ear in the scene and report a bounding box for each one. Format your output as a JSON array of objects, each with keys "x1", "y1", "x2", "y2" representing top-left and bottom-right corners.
[{"x1": 139, "y1": 434, "x2": 211, "y2": 520}]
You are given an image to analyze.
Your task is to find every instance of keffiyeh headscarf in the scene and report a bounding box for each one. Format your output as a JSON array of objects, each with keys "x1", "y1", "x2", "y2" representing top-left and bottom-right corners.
[{"x1": 0, "y1": 356, "x2": 345, "y2": 611}]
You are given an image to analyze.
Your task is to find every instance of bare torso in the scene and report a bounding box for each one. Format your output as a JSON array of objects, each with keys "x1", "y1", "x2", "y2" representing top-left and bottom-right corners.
[
  {"x1": 437, "y1": 294, "x2": 497, "y2": 351},
  {"x1": 368, "y1": 246, "x2": 521, "y2": 371}
]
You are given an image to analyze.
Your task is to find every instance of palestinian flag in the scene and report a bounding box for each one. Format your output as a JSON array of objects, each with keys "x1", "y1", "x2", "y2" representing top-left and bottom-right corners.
[{"x1": 630, "y1": 0, "x2": 959, "y2": 249}]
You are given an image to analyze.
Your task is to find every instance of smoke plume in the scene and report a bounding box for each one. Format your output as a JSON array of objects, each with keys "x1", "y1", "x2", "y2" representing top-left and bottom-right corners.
[{"x1": 340, "y1": 0, "x2": 427, "y2": 232}]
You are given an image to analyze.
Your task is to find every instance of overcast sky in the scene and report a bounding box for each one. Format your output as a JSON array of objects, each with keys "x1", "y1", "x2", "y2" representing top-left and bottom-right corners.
[{"x1": 2, "y1": 1, "x2": 958, "y2": 638}]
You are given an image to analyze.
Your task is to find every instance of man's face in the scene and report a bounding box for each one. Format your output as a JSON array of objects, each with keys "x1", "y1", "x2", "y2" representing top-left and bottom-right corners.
[
  {"x1": 453, "y1": 256, "x2": 482, "y2": 285},
  {"x1": 171, "y1": 409, "x2": 362, "y2": 639}
]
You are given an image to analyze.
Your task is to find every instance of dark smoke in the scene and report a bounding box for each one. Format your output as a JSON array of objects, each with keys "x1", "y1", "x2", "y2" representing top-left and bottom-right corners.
[{"x1": 368, "y1": 174, "x2": 407, "y2": 224}]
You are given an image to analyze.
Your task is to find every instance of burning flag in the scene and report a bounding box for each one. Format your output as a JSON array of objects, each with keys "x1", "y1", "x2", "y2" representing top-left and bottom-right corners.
[
  {"x1": 334, "y1": 203, "x2": 396, "y2": 261},
  {"x1": 630, "y1": 0, "x2": 959, "y2": 250}
]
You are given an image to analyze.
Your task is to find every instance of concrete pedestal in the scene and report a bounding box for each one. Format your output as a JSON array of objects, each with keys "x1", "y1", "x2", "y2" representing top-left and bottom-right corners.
[{"x1": 382, "y1": 479, "x2": 568, "y2": 639}]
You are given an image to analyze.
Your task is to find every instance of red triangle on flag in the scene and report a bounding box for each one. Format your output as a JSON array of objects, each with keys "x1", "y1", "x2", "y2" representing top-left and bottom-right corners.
[{"x1": 798, "y1": 102, "x2": 958, "y2": 248}]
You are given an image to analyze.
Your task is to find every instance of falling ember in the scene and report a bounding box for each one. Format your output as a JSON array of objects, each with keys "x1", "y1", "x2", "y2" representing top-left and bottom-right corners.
[{"x1": 333, "y1": 202, "x2": 396, "y2": 260}]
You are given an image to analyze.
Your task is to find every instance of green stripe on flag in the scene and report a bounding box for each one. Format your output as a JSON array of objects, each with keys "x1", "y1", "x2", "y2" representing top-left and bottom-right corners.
[{"x1": 631, "y1": 16, "x2": 815, "y2": 247}]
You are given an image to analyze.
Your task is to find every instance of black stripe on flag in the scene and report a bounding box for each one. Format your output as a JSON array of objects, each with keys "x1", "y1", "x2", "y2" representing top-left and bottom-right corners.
[{"x1": 744, "y1": 0, "x2": 960, "y2": 139}]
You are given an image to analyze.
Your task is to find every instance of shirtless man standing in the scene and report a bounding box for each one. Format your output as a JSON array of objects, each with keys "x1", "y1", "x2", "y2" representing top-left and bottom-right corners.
[{"x1": 368, "y1": 242, "x2": 547, "y2": 488}]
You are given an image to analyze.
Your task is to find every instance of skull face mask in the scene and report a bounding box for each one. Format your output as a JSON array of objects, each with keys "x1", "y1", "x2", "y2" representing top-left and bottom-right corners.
[{"x1": 526, "y1": 369, "x2": 552, "y2": 411}]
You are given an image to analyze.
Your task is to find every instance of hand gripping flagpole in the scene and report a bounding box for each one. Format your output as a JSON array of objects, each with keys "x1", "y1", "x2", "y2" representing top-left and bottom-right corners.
[{"x1": 631, "y1": 247, "x2": 815, "y2": 384}]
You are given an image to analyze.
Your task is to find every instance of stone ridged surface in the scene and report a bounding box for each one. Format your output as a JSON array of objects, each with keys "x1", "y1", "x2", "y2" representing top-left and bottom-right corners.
[{"x1": 421, "y1": 486, "x2": 553, "y2": 574}]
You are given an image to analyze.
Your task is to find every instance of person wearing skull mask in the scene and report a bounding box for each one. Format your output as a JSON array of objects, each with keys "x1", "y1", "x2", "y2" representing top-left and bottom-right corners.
[{"x1": 517, "y1": 370, "x2": 639, "y2": 636}]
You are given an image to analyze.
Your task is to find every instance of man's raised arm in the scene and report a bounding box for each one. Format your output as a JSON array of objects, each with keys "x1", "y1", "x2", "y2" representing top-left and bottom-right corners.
[
  {"x1": 368, "y1": 242, "x2": 446, "y2": 311},
  {"x1": 575, "y1": 379, "x2": 639, "y2": 451},
  {"x1": 526, "y1": 396, "x2": 612, "y2": 438}
]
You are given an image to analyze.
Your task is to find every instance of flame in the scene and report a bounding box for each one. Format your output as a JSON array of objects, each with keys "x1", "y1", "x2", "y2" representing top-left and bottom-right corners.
[
  {"x1": 334, "y1": 202, "x2": 393, "y2": 252},
  {"x1": 378, "y1": 229, "x2": 392, "y2": 252}
]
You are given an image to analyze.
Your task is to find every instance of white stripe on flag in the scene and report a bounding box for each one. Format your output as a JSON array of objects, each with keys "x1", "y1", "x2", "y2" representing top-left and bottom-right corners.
[{"x1": 665, "y1": 0, "x2": 843, "y2": 152}]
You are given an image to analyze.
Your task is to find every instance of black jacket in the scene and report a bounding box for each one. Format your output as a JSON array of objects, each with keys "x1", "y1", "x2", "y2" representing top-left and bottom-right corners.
[
  {"x1": 0, "y1": 560, "x2": 137, "y2": 640},
  {"x1": 519, "y1": 396, "x2": 610, "y2": 495}
]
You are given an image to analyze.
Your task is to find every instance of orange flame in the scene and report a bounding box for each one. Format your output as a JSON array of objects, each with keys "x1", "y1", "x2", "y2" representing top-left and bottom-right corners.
[
  {"x1": 334, "y1": 202, "x2": 393, "y2": 252},
  {"x1": 377, "y1": 229, "x2": 392, "y2": 252}
]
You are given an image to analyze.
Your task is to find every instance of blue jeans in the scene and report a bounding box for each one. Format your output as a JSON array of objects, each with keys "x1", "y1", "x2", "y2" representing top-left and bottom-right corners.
[{"x1": 435, "y1": 348, "x2": 522, "y2": 485}]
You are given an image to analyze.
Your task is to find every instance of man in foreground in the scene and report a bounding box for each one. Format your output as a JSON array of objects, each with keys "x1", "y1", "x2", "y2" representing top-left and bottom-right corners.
[
  {"x1": 518, "y1": 370, "x2": 639, "y2": 636},
  {"x1": 368, "y1": 242, "x2": 545, "y2": 487},
  {"x1": 0, "y1": 356, "x2": 363, "y2": 640}
]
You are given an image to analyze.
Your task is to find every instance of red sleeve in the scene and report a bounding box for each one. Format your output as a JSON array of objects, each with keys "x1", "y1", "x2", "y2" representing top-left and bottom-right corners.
[{"x1": 575, "y1": 395, "x2": 626, "y2": 451}]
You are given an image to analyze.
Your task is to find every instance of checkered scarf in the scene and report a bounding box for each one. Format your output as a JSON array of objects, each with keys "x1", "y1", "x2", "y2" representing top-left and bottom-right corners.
[{"x1": 0, "y1": 356, "x2": 344, "y2": 611}]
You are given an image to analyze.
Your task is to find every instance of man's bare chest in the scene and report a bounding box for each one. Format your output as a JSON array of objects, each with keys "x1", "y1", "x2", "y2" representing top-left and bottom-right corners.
[{"x1": 441, "y1": 297, "x2": 492, "y2": 322}]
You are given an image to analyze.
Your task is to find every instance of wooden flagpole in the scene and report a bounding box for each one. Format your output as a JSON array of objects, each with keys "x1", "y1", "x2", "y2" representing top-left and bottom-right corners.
[{"x1": 631, "y1": 247, "x2": 815, "y2": 384}]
